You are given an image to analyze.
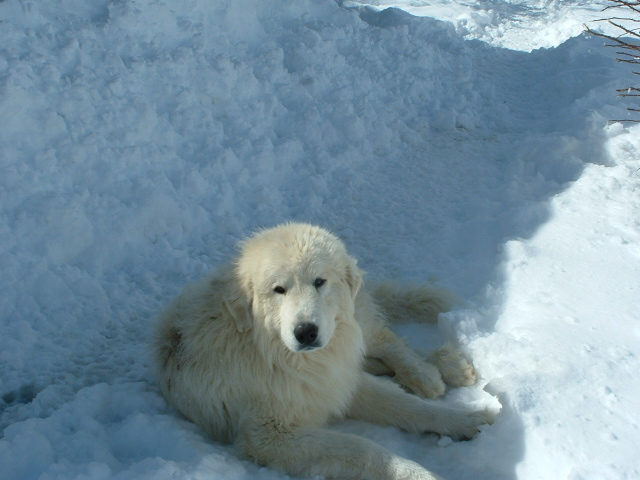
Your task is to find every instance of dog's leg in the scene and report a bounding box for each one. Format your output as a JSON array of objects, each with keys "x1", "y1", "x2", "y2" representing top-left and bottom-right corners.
[
  {"x1": 365, "y1": 324, "x2": 447, "y2": 398},
  {"x1": 365, "y1": 283, "x2": 476, "y2": 393},
  {"x1": 236, "y1": 418, "x2": 441, "y2": 480},
  {"x1": 348, "y1": 373, "x2": 494, "y2": 440}
]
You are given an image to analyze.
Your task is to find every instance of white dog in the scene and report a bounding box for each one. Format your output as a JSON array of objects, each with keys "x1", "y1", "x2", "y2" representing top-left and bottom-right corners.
[{"x1": 154, "y1": 223, "x2": 493, "y2": 480}]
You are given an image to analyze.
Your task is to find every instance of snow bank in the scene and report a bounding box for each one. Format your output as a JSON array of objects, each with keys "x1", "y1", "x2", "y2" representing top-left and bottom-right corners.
[
  {"x1": 348, "y1": 0, "x2": 610, "y2": 51},
  {"x1": 1, "y1": 0, "x2": 639, "y2": 478}
]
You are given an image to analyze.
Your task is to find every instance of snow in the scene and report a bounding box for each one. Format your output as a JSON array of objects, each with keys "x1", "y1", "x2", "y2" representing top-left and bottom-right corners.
[
  {"x1": 345, "y1": 0, "x2": 611, "y2": 51},
  {"x1": 1, "y1": 0, "x2": 639, "y2": 479}
]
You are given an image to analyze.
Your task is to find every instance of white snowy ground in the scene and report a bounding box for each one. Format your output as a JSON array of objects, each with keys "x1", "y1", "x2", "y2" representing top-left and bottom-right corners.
[{"x1": 1, "y1": 0, "x2": 639, "y2": 479}]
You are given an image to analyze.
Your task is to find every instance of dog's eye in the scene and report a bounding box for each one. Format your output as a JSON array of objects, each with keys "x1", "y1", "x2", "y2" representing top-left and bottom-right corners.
[
  {"x1": 313, "y1": 278, "x2": 326, "y2": 289},
  {"x1": 273, "y1": 286, "x2": 286, "y2": 295}
]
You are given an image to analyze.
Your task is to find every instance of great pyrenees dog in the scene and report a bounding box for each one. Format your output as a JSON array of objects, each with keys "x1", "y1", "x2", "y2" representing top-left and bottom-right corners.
[{"x1": 154, "y1": 223, "x2": 494, "y2": 480}]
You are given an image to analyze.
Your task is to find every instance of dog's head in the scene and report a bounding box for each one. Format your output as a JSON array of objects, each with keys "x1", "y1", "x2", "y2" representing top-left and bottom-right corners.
[{"x1": 225, "y1": 223, "x2": 362, "y2": 353}]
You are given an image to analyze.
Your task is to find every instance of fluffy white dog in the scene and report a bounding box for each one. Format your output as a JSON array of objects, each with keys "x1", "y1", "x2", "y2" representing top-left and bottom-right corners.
[{"x1": 154, "y1": 223, "x2": 493, "y2": 480}]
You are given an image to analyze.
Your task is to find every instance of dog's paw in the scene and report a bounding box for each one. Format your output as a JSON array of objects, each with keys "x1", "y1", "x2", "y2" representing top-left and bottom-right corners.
[
  {"x1": 395, "y1": 362, "x2": 445, "y2": 399},
  {"x1": 432, "y1": 407, "x2": 496, "y2": 441},
  {"x1": 440, "y1": 358, "x2": 476, "y2": 387},
  {"x1": 388, "y1": 457, "x2": 443, "y2": 480},
  {"x1": 429, "y1": 344, "x2": 477, "y2": 387},
  {"x1": 456, "y1": 408, "x2": 496, "y2": 440}
]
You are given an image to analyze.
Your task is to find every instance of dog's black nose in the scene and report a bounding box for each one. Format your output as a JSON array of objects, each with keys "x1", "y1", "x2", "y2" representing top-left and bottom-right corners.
[{"x1": 294, "y1": 323, "x2": 319, "y2": 347}]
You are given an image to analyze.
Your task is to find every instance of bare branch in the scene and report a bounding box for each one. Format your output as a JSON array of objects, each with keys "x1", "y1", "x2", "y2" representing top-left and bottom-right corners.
[
  {"x1": 609, "y1": 20, "x2": 640, "y2": 38},
  {"x1": 616, "y1": 87, "x2": 640, "y2": 93},
  {"x1": 584, "y1": 25, "x2": 638, "y2": 48},
  {"x1": 602, "y1": 1, "x2": 640, "y2": 15},
  {"x1": 615, "y1": 52, "x2": 640, "y2": 59},
  {"x1": 587, "y1": 0, "x2": 640, "y2": 121},
  {"x1": 617, "y1": 58, "x2": 640, "y2": 65}
]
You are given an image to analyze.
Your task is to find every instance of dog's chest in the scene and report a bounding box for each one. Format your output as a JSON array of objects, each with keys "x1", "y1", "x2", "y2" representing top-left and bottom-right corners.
[{"x1": 271, "y1": 321, "x2": 364, "y2": 426}]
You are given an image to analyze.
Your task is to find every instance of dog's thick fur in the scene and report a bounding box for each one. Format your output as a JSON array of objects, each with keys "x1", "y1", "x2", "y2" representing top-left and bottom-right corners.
[{"x1": 154, "y1": 223, "x2": 493, "y2": 480}]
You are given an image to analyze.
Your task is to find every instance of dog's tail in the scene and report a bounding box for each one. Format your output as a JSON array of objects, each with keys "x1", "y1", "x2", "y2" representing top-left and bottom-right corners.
[{"x1": 369, "y1": 282, "x2": 457, "y2": 324}]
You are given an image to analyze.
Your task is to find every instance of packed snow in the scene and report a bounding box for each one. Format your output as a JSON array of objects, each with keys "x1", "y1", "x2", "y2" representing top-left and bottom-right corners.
[{"x1": 1, "y1": 0, "x2": 639, "y2": 479}]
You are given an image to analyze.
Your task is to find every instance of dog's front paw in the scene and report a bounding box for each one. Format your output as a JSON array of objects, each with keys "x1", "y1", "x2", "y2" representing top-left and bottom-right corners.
[
  {"x1": 388, "y1": 456, "x2": 443, "y2": 480},
  {"x1": 395, "y1": 362, "x2": 445, "y2": 399},
  {"x1": 428, "y1": 407, "x2": 496, "y2": 441},
  {"x1": 429, "y1": 344, "x2": 477, "y2": 387}
]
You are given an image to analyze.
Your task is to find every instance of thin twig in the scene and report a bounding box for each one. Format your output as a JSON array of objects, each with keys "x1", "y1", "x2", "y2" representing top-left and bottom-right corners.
[
  {"x1": 609, "y1": 20, "x2": 640, "y2": 37},
  {"x1": 602, "y1": 1, "x2": 640, "y2": 15},
  {"x1": 587, "y1": 1, "x2": 640, "y2": 121}
]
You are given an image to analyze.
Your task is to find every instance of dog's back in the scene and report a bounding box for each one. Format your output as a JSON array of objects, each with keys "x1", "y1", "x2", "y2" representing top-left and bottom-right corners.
[{"x1": 155, "y1": 271, "x2": 244, "y2": 442}]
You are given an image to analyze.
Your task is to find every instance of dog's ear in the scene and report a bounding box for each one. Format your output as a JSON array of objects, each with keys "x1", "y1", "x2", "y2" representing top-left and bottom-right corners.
[
  {"x1": 222, "y1": 280, "x2": 253, "y2": 333},
  {"x1": 345, "y1": 255, "x2": 363, "y2": 298}
]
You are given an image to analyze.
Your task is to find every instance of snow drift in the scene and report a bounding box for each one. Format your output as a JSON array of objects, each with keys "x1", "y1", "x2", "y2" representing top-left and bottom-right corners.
[{"x1": 1, "y1": 0, "x2": 639, "y2": 479}]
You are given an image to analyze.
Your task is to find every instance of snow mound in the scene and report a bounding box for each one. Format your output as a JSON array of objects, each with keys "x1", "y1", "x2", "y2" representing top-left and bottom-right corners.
[{"x1": 1, "y1": 0, "x2": 639, "y2": 479}]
